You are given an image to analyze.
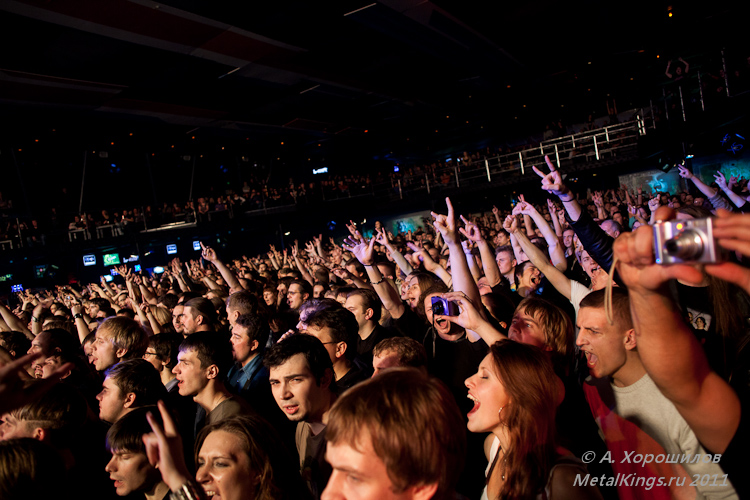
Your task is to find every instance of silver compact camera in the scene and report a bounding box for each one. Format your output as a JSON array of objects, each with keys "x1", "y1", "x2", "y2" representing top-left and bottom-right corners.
[{"x1": 653, "y1": 218, "x2": 723, "y2": 265}]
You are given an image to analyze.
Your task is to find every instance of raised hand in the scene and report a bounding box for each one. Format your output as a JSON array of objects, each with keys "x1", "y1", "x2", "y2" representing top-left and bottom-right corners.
[
  {"x1": 705, "y1": 209, "x2": 750, "y2": 295},
  {"x1": 592, "y1": 191, "x2": 604, "y2": 208},
  {"x1": 532, "y1": 155, "x2": 570, "y2": 198},
  {"x1": 345, "y1": 220, "x2": 362, "y2": 242},
  {"x1": 433, "y1": 291, "x2": 486, "y2": 333},
  {"x1": 648, "y1": 194, "x2": 660, "y2": 212},
  {"x1": 200, "y1": 242, "x2": 217, "y2": 262},
  {"x1": 143, "y1": 401, "x2": 191, "y2": 490},
  {"x1": 503, "y1": 214, "x2": 518, "y2": 233},
  {"x1": 332, "y1": 268, "x2": 353, "y2": 281},
  {"x1": 458, "y1": 215, "x2": 483, "y2": 242},
  {"x1": 546, "y1": 199, "x2": 557, "y2": 215},
  {"x1": 677, "y1": 164, "x2": 693, "y2": 180},
  {"x1": 613, "y1": 207, "x2": 703, "y2": 294},
  {"x1": 714, "y1": 171, "x2": 729, "y2": 190},
  {"x1": 431, "y1": 197, "x2": 459, "y2": 245},
  {"x1": 374, "y1": 227, "x2": 390, "y2": 246},
  {"x1": 342, "y1": 228, "x2": 376, "y2": 266}
]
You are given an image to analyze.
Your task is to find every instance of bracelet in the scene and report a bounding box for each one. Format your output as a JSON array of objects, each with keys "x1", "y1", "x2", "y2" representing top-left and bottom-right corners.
[
  {"x1": 363, "y1": 263, "x2": 374, "y2": 267},
  {"x1": 31, "y1": 316, "x2": 40, "y2": 323},
  {"x1": 73, "y1": 313, "x2": 83, "y2": 320},
  {"x1": 371, "y1": 277, "x2": 385, "y2": 285},
  {"x1": 558, "y1": 194, "x2": 574, "y2": 202}
]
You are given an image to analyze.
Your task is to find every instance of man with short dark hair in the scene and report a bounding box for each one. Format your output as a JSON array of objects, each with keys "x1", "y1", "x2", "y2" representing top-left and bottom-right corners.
[
  {"x1": 105, "y1": 407, "x2": 169, "y2": 499},
  {"x1": 97, "y1": 359, "x2": 167, "y2": 424},
  {"x1": 181, "y1": 298, "x2": 216, "y2": 334},
  {"x1": 287, "y1": 279, "x2": 312, "y2": 312},
  {"x1": 265, "y1": 334, "x2": 337, "y2": 499},
  {"x1": 172, "y1": 332, "x2": 253, "y2": 431},
  {"x1": 344, "y1": 289, "x2": 392, "y2": 366},
  {"x1": 226, "y1": 314, "x2": 270, "y2": 397},
  {"x1": 143, "y1": 333, "x2": 183, "y2": 391},
  {"x1": 305, "y1": 303, "x2": 370, "y2": 389},
  {"x1": 577, "y1": 289, "x2": 736, "y2": 499}
]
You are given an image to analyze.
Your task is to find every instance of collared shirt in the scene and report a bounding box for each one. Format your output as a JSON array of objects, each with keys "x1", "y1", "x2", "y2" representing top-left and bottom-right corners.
[{"x1": 227, "y1": 354, "x2": 262, "y2": 393}]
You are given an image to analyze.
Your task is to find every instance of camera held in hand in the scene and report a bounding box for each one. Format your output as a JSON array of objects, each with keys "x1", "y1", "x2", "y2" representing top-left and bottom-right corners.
[
  {"x1": 431, "y1": 296, "x2": 459, "y2": 316},
  {"x1": 653, "y1": 218, "x2": 724, "y2": 265}
]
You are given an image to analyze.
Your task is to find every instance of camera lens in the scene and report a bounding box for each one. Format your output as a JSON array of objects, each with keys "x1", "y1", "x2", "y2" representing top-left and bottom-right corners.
[
  {"x1": 432, "y1": 300, "x2": 444, "y2": 315},
  {"x1": 665, "y1": 230, "x2": 704, "y2": 260}
]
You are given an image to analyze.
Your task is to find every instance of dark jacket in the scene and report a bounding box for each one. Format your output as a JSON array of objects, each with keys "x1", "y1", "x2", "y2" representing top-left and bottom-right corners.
[{"x1": 565, "y1": 209, "x2": 615, "y2": 272}]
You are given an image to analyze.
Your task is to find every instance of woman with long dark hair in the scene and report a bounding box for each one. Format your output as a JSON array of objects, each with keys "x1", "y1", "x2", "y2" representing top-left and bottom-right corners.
[{"x1": 466, "y1": 340, "x2": 601, "y2": 500}]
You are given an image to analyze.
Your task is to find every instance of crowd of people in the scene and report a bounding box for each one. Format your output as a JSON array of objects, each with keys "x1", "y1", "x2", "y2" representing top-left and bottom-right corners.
[{"x1": 1, "y1": 154, "x2": 749, "y2": 500}]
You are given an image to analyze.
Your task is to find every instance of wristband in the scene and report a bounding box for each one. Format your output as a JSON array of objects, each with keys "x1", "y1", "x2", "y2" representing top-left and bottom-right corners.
[
  {"x1": 558, "y1": 194, "x2": 574, "y2": 202},
  {"x1": 363, "y1": 264, "x2": 374, "y2": 267},
  {"x1": 73, "y1": 313, "x2": 83, "y2": 320},
  {"x1": 31, "y1": 316, "x2": 40, "y2": 323},
  {"x1": 371, "y1": 277, "x2": 385, "y2": 285}
]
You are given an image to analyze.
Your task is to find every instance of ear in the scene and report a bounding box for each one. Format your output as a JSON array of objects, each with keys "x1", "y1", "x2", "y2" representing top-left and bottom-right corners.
[
  {"x1": 115, "y1": 347, "x2": 129, "y2": 359},
  {"x1": 624, "y1": 328, "x2": 637, "y2": 350},
  {"x1": 30, "y1": 425, "x2": 46, "y2": 442},
  {"x1": 196, "y1": 315, "x2": 205, "y2": 326},
  {"x1": 334, "y1": 341, "x2": 347, "y2": 360},
  {"x1": 407, "y1": 482, "x2": 438, "y2": 500},
  {"x1": 206, "y1": 364, "x2": 219, "y2": 380},
  {"x1": 364, "y1": 308, "x2": 374, "y2": 321},
  {"x1": 250, "y1": 340, "x2": 260, "y2": 353},
  {"x1": 123, "y1": 392, "x2": 137, "y2": 408}
]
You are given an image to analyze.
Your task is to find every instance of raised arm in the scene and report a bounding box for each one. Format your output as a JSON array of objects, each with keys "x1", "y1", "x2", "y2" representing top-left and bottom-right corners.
[
  {"x1": 407, "y1": 242, "x2": 452, "y2": 288},
  {"x1": 462, "y1": 217, "x2": 502, "y2": 287},
  {"x1": 516, "y1": 198, "x2": 566, "y2": 271},
  {"x1": 0, "y1": 302, "x2": 32, "y2": 340},
  {"x1": 533, "y1": 155, "x2": 583, "y2": 222},
  {"x1": 432, "y1": 197, "x2": 484, "y2": 341},
  {"x1": 435, "y1": 291, "x2": 506, "y2": 345},
  {"x1": 678, "y1": 165, "x2": 717, "y2": 198},
  {"x1": 292, "y1": 243, "x2": 315, "y2": 286},
  {"x1": 613, "y1": 207, "x2": 739, "y2": 454},
  {"x1": 375, "y1": 228, "x2": 414, "y2": 277},
  {"x1": 344, "y1": 232, "x2": 405, "y2": 319},
  {"x1": 201, "y1": 243, "x2": 243, "y2": 293},
  {"x1": 547, "y1": 199, "x2": 564, "y2": 238},
  {"x1": 509, "y1": 205, "x2": 573, "y2": 300},
  {"x1": 503, "y1": 215, "x2": 525, "y2": 264},
  {"x1": 714, "y1": 172, "x2": 745, "y2": 209}
]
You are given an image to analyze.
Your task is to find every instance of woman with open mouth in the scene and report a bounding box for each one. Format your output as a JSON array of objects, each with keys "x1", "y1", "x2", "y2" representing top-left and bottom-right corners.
[{"x1": 465, "y1": 340, "x2": 602, "y2": 500}]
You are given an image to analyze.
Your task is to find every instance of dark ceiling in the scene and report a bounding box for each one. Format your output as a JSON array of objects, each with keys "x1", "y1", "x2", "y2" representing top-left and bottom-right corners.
[{"x1": 0, "y1": 0, "x2": 748, "y2": 170}]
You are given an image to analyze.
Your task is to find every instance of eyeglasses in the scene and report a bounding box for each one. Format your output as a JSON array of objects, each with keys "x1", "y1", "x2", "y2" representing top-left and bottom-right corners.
[{"x1": 143, "y1": 351, "x2": 157, "y2": 357}]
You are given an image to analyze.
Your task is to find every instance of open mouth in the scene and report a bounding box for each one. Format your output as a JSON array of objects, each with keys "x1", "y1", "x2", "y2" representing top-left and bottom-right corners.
[
  {"x1": 583, "y1": 351, "x2": 598, "y2": 368},
  {"x1": 283, "y1": 405, "x2": 299, "y2": 415},
  {"x1": 467, "y1": 393, "x2": 480, "y2": 416}
]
